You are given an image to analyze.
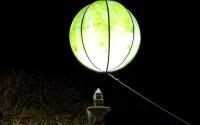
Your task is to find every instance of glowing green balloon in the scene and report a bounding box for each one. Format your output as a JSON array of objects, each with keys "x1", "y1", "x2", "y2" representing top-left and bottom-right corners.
[{"x1": 69, "y1": 0, "x2": 141, "y2": 72}]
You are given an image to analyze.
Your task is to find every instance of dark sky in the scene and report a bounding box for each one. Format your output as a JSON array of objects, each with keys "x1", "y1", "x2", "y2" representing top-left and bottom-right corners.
[{"x1": 0, "y1": 0, "x2": 197, "y2": 124}]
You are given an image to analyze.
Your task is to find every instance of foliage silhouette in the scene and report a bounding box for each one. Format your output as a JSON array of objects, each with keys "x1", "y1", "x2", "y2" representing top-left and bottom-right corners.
[{"x1": 0, "y1": 68, "x2": 90, "y2": 125}]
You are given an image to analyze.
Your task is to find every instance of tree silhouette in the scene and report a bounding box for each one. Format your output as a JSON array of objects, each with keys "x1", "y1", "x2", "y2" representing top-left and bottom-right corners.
[{"x1": 0, "y1": 68, "x2": 90, "y2": 125}]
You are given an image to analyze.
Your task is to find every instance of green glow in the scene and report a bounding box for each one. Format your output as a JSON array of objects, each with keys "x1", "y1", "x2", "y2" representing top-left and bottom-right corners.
[{"x1": 69, "y1": 1, "x2": 141, "y2": 72}]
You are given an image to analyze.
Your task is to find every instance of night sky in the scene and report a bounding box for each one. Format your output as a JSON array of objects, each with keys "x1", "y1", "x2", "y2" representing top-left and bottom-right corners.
[{"x1": 0, "y1": 0, "x2": 197, "y2": 125}]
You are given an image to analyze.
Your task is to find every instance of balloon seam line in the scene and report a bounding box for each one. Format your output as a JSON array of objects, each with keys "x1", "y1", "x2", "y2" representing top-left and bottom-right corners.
[
  {"x1": 105, "y1": 0, "x2": 111, "y2": 72},
  {"x1": 80, "y1": 4, "x2": 102, "y2": 72},
  {"x1": 110, "y1": 9, "x2": 135, "y2": 71}
]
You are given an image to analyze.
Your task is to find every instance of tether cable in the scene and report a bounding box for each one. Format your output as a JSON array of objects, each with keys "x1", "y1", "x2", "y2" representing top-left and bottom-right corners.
[{"x1": 107, "y1": 73, "x2": 191, "y2": 125}]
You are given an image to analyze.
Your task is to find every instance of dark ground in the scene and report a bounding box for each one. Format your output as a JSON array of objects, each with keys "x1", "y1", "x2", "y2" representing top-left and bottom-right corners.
[{"x1": 0, "y1": 0, "x2": 198, "y2": 124}]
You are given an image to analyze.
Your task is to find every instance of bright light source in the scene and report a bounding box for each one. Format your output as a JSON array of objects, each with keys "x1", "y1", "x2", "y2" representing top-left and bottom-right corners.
[{"x1": 69, "y1": 0, "x2": 141, "y2": 72}]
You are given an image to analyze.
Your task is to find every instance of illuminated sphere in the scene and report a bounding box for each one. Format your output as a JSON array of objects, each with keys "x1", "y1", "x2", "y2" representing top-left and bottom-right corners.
[{"x1": 69, "y1": 0, "x2": 141, "y2": 72}]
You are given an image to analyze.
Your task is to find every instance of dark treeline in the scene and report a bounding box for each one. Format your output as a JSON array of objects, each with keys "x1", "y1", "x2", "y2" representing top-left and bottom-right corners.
[{"x1": 0, "y1": 68, "x2": 90, "y2": 125}]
